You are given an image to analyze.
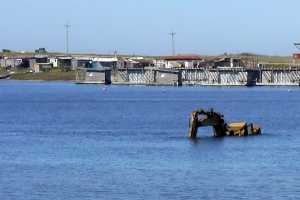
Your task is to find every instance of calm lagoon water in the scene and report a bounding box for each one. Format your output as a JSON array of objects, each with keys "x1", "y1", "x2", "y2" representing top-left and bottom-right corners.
[{"x1": 1, "y1": 81, "x2": 300, "y2": 199}]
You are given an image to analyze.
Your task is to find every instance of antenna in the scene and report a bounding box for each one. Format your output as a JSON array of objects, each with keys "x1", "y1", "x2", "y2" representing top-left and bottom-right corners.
[
  {"x1": 169, "y1": 31, "x2": 176, "y2": 56},
  {"x1": 64, "y1": 22, "x2": 71, "y2": 54}
]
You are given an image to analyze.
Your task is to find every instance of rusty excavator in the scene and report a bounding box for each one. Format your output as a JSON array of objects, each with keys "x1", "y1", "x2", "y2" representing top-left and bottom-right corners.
[{"x1": 188, "y1": 109, "x2": 261, "y2": 139}]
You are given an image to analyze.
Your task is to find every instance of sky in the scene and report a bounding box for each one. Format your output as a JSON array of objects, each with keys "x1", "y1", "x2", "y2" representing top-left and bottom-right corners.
[{"x1": 1, "y1": 0, "x2": 300, "y2": 56}]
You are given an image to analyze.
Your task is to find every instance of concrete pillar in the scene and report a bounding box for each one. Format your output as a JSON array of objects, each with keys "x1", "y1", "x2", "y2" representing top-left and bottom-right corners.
[
  {"x1": 246, "y1": 70, "x2": 259, "y2": 86},
  {"x1": 271, "y1": 70, "x2": 274, "y2": 83},
  {"x1": 105, "y1": 70, "x2": 112, "y2": 85},
  {"x1": 259, "y1": 69, "x2": 263, "y2": 83},
  {"x1": 177, "y1": 70, "x2": 182, "y2": 86},
  {"x1": 153, "y1": 70, "x2": 157, "y2": 83}
]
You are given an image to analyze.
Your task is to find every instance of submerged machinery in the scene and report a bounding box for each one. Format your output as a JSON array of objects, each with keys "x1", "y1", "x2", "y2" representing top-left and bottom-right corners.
[{"x1": 188, "y1": 109, "x2": 261, "y2": 139}]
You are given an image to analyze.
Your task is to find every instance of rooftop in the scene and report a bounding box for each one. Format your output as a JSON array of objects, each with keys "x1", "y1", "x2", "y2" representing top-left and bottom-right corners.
[{"x1": 161, "y1": 55, "x2": 203, "y2": 61}]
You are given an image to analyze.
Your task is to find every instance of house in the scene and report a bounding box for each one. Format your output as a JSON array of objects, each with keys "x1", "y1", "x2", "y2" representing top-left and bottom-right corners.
[
  {"x1": 32, "y1": 63, "x2": 53, "y2": 73},
  {"x1": 35, "y1": 54, "x2": 48, "y2": 63},
  {"x1": 118, "y1": 57, "x2": 154, "y2": 68},
  {"x1": 49, "y1": 57, "x2": 58, "y2": 68},
  {"x1": 92, "y1": 57, "x2": 118, "y2": 68},
  {"x1": 158, "y1": 55, "x2": 204, "y2": 69},
  {"x1": 0, "y1": 55, "x2": 32, "y2": 69},
  {"x1": 49, "y1": 56, "x2": 79, "y2": 69},
  {"x1": 57, "y1": 56, "x2": 73, "y2": 71},
  {"x1": 293, "y1": 53, "x2": 300, "y2": 64},
  {"x1": 118, "y1": 58, "x2": 139, "y2": 68},
  {"x1": 92, "y1": 57, "x2": 118, "y2": 69},
  {"x1": 74, "y1": 57, "x2": 93, "y2": 68},
  {"x1": 31, "y1": 55, "x2": 52, "y2": 72},
  {"x1": 213, "y1": 57, "x2": 243, "y2": 68}
]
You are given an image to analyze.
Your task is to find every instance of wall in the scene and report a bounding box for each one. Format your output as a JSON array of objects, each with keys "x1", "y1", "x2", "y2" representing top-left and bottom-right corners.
[
  {"x1": 154, "y1": 71, "x2": 181, "y2": 86},
  {"x1": 49, "y1": 58, "x2": 58, "y2": 67},
  {"x1": 0, "y1": 59, "x2": 22, "y2": 68},
  {"x1": 182, "y1": 69, "x2": 258, "y2": 86},
  {"x1": 260, "y1": 70, "x2": 300, "y2": 85},
  {"x1": 76, "y1": 69, "x2": 111, "y2": 84}
]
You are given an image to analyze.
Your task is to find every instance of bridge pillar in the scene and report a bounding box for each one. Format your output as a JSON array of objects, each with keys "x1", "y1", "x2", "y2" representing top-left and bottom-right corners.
[
  {"x1": 105, "y1": 70, "x2": 112, "y2": 85},
  {"x1": 217, "y1": 70, "x2": 221, "y2": 84},
  {"x1": 177, "y1": 70, "x2": 182, "y2": 86},
  {"x1": 271, "y1": 69, "x2": 274, "y2": 83},
  {"x1": 246, "y1": 70, "x2": 259, "y2": 86},
  {"x1": 153, "y1": 70, "x2": 157, "y2": 83}
]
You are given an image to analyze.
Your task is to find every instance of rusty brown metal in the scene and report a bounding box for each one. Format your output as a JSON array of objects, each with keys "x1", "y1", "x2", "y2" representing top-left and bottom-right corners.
[{"x1": 188, "y1": 109, "x2": 261, "y2": 139}]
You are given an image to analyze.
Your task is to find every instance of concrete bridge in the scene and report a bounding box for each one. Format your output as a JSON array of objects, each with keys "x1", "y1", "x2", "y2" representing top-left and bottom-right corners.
[
  {"x1": 111, "y1": 68, "x2": 182, "y2": 86},
  {"x1": 76, "y1": 66, "x2": 300, "y2": 86},
  {"x1": 109, "y1": 67, "x2": 260, "y2": 86},
  {"x1": 182, "y1": 67, "x2": 259, "y2": 86},
  {"x1": 258, "y1": 65, "x2": 300, "y2": 85}
]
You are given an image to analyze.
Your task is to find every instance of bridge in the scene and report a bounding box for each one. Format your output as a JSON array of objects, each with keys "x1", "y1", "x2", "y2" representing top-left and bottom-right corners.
[{"x1": 75, "y1": 66, "x2": 300, "y2": 86}]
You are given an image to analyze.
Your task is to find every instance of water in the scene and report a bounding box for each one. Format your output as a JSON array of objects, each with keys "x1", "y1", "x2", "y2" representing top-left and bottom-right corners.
[{"x1": 1, "y1": 81, "x2": 300, "y2": 200}]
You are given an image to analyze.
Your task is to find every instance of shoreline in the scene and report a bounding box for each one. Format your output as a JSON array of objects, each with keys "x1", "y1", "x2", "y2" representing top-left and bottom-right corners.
[
  {"x1": 2, "y1": 79, "x2": 300, "y2": 88},
  {"x1": 1, "y1": 70, "x2": 300, "y2": 87}
]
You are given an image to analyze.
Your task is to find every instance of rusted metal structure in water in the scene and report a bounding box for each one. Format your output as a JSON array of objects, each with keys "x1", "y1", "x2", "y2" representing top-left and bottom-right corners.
[{"x1": 188, "y1": 109, "x2": 261, "y2": 139}]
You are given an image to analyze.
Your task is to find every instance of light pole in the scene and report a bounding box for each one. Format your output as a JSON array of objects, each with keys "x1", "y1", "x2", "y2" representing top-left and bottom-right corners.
[
  {"x1": 64, "y1": 23, "x2": 71, "y2": 54},
  {"x1": 169, "y1": 31, "x2": 176, "y2": 56}
]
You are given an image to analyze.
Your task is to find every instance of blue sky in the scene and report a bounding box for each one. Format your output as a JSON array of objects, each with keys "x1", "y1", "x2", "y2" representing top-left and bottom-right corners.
[{"x1": 1, "y1": 0, "x2": 299, "y2": 55}]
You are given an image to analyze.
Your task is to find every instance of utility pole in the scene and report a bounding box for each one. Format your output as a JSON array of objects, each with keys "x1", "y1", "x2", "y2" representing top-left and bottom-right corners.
[
  {"x1": 64, "y1": 23, "x2": 71, "y2": 55},
  {"x1": 169, "y1": 31, "x2": 176, "y2": 56}
]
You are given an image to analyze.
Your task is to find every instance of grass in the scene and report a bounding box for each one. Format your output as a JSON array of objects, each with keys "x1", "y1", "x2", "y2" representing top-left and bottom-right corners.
[
  {"x1": 0, "y1": 68, "x2": 8, "y2": 74},
  {"x1": 10, "y1": 70, "x2": 75, "y2": 81},
  {"x1": 255, "y1": 56, "x2": 292, "y2": 64}
]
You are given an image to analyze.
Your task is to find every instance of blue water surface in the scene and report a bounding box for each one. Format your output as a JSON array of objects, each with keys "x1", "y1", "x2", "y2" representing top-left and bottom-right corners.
[{"x1": 0, "y1": 81, "x2": 300, "y2": 200}]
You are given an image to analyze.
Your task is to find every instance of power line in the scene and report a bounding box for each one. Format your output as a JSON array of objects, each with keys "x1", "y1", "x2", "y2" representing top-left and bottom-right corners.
[
  {"x1": 169, "y1": 31, "x2": 176, "y2": 56},
  {"x1": 64, "y1": 23, "x2": 71, "y2": 54}
]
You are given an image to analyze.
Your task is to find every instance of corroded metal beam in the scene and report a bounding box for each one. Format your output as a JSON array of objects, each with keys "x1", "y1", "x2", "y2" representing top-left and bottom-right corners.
[{"x1": 188, "y1": 108, "x2": 261, "y2": 139}]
